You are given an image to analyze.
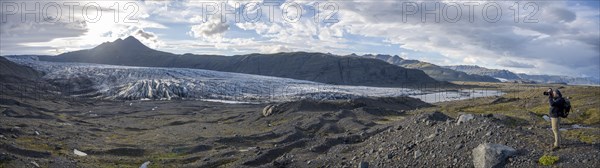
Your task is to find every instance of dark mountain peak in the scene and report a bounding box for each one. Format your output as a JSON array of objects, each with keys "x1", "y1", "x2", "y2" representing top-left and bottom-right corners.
[
  {"x1": 123, "y1": 36, "x2": 140, "y2": 43},
  {"x1": 115, "y1": 36, "x2": 147, "y2": 48},
  {"x1": 93, "y1": 36, "x2": 150, "y2": 51}
]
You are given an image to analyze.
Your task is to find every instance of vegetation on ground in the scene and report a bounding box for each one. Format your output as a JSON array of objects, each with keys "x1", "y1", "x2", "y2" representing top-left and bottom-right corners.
[
  {"x1": 538, "y1": 154, "x2": 559, "y2": 166},
  {"x1": 414, "y1": 82, "x2": 600, "y2": 144}
]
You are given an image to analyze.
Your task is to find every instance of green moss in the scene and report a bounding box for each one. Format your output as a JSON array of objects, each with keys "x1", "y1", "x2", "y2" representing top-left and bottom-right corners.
[
  {"x1": 538, "y1": 155, "x2": 559, "y2": 166},
  {"x1": 582, "y1": 108, "x2": 600, "y2": 125},
  {"x1": 153, "y1": 152, "x2": 180, "y2": 159},
  {"x1": 563, "y1": 129, "x2": 600, "y2": 144}
]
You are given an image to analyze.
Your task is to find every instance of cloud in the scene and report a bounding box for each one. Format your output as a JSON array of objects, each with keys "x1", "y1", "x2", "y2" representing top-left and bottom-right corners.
[
  {"x1": 260, "y1": 45, "x2": 292, "y2": 53},
  {"x1": 136, "y1": 29, "x2": 155, "y2": 39},
  {"x1": 188, "y1": 16, "x2": 230, "y2": 38},
  {"x1": 321, "y1": 0, "x2": 599, "y2": 77},
  {"x1": 497, "y1": 59, "x2": 536, "y2": 68},
  {"x1": 0, "y1": 0, "x2": 167, "y2": 55},
  {"x1": 1, "y1": 0, "x2": 598, "y2": 78}
]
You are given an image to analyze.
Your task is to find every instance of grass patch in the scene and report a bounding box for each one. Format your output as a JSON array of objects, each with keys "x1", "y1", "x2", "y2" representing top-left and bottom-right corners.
[
  {"x1": 563, "y1": 128, "x2": 600, "y2": 144},
  {"x1": 419, "y1": 84, "x2": 600, "y2": 127},
  {"x1": 538, "y1": 154, "x2": 559, "y2": 166}
]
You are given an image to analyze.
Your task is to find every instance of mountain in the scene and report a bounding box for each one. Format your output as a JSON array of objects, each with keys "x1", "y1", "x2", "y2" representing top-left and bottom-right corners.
[
  {"x1": 446, "y1": 65, "x2": 600, "y2": 85},
  {"x1": 0, "y1": 56, "x2": 42, "y2": 81},
  {"x1": 355, "y1": 54, "x2": 500, "y2": 82},
  {"x1": 517, "y1": 74, "x2": 600, "y2": 85},
  {"x1": 444, "y1": 65, "x2": 521, "y2": 81},
  {"x1": 38, "y1": 36, "x2": 442, "y2": 87}
]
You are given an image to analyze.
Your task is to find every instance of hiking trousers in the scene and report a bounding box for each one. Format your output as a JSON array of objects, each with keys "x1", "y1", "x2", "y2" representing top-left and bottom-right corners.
[{"x1": 551, "y1": 117, "x2": 561, "y2": 147}]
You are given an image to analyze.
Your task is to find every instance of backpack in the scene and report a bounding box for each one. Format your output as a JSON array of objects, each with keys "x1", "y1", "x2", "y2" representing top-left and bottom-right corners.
[{"x1": 561, "y1": 98, "x2": 571, "y2": 118}]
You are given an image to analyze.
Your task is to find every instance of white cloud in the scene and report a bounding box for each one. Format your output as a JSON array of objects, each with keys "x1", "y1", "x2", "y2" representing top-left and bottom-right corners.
[
  {"x1": 319, "y1": 0, "x2": 599, "y2": 77},
  {"x1": 260, "y1": 45, "x2": 292, "y2": 53},
  {"x1": 2, "y1": 0, "x2": 598, "y2": 78},
  {"x1": 188, "y1": 16, "x2": 230, "y2": 38},
  {"x1": 497, "y1": 59, "x2": 536, "y2": 68},
  {"x1": 0, "y1": 0, "x2": 167, "y2": 54}
]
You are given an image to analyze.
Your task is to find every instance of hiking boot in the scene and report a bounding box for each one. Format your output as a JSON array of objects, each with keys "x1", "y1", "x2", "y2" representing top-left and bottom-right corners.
[{"x1": 551, "y1": 146, "x2": 560, "y2": 151}]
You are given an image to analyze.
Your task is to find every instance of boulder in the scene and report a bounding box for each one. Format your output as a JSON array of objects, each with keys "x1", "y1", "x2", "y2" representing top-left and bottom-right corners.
[
  {"x1": 358, "y1": 161, "x2": 369, "y2": 168},
  {"x1": 472, "y1": 143, "x2": 517, "y2": 168},
  {"x1": 457, "y1": 114, "x2": 474, "y2": 125},
  {"x1": 542, "y1": 115, "x2": 551, "y2": 122},
  {"x1": 417, "y1": 111, "x2": 450, "y2": 122},
  {"x1": 262, "y1": 105, "x2": 275, "y2": 117}
]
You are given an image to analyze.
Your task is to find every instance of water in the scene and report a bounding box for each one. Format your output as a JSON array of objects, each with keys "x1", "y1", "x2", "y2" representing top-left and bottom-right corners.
[{"x1": 410, "y1": 89, "x2": 505, "y2": 103}]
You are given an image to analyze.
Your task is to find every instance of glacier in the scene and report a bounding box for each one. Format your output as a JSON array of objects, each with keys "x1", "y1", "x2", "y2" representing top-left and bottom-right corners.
[{"x1": 6, "y1": 56, "x2": 423, "y2": 103}]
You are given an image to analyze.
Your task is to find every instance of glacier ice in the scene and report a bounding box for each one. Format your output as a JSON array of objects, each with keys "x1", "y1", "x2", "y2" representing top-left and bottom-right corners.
[{"x1": 7, "y1": 56, "x2": 421, "y2": 103}]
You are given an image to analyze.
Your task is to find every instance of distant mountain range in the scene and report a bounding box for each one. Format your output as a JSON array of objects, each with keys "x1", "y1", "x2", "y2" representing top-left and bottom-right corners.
[
  {"x1": 444, "y1": 65, "x2": 521, "y2": 81},
  {"x1": 5, "y1": 36, "x2": 597, "y2": 86},
  {"x1": 354, "y1": 54, "x2": 500, "y2": 82},
  {"x1": 445, "y1": 65, "x2": 600, "y2": 85},
  {"x1": 36, "y1": 36, "x2": 442, "y2": 87}
]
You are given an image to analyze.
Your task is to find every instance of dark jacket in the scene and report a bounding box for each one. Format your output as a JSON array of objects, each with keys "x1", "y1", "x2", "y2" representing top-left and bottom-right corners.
[{"x1": 549, "y1": 89, "x2": 565, "y2": 118}]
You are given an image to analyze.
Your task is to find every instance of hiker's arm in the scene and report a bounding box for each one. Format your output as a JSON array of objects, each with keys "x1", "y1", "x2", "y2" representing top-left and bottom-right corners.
[{"x1": 549, "y1": 97, "x2": 563, "y2": 107}]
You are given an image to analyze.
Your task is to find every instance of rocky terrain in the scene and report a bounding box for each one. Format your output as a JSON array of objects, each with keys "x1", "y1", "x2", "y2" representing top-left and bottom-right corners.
[{"x1": 1, "y1": 77, "x2": 599, "y2": 167}]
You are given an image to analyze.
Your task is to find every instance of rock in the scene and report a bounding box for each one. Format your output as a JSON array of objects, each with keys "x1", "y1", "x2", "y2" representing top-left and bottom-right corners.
[
  {"x1": 491, "y1": 114, "x2": 509, "y2": 121},
  {"x1": 0, "y1": 153, "x2": 12, "y2": 162},
  {"x1": 10, "y1": 126, "x2": 20, "y2": 132},
  {"x1": 542, "y1": 115, "x2": 551, "y2": 122},
  {"x1": 455, "y1": 144, "x2": 463, "y2": 150},
  {"x1": 426, "y1": 133, "x2": 437, "y2": 139},
  {"x1": 396, "y1": 125, "x2": 403, "y2": 130},
  {"x1": 414, "y1": 150, "x2": 422, "y2": 159},
  {"x1": 457, "y1": 114, "x2": 474, "y2": 125},
  {"x1": 73, "y1": 149, "x2": 87, "y2": 156},
  {"x1": 358, "y1": 161, "x2": 369, "y2": 168},
  {"x1": 262, "y1": 105, "x2": 276, "y2": 117},
  {"x1": 31, "y1": 161, "x2": 40, "y2": 168},
  {"x1": 418, "y1": 111, "x2": 450, "y2": 122},
  {"x1": 472, "y1": 143, "x2": 517, "y2": 168},
  {"x1": 140, "y1": 161, "x2": 150, "y2": 168}
]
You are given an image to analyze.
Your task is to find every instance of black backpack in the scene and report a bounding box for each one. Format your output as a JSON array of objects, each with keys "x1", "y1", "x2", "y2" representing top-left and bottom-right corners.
[{"x1": 561, "y1": 98, "x2": 571, "y2": 118}]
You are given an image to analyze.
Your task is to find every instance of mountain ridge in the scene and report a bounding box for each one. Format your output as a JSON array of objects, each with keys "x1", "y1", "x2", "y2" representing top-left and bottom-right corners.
[
  {"x1": 354, "y1": 54, "x2": 501, "y2": 82},
  {"x1": 38, "y1": 36, "x2": 444, "y2": 87},
  {"x1": 445, "y1": 65, "x2": 600, "y2": 85}
]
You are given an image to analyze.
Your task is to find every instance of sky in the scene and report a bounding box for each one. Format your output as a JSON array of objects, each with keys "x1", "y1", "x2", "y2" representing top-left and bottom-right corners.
[{"x1": 0, "y1": 0, "x2": 599, "y2": 78}]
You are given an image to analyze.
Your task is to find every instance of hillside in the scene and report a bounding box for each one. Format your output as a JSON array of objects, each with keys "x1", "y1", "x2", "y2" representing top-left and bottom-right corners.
[
  {"x1": 446, "y1": 65, "x2": 600, "y2": 85},
  {"x1": 444, "y1": 65, "x2": 521, "y2": 81},
  {"x1": 355, "y1": 54, "x2": 500, "y2": 82},
  {"x1": 0, "y1": 56, "x2": 42, "y2": 81},
  {"x1": 38, "y1": 36, "x2": 442, "y2": 87}
]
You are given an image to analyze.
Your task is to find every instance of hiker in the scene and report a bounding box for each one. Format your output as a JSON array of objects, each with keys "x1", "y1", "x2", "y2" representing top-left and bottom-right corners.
[{"x1": 547, "y1": 88, "x2": 565, "y2": 150}]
